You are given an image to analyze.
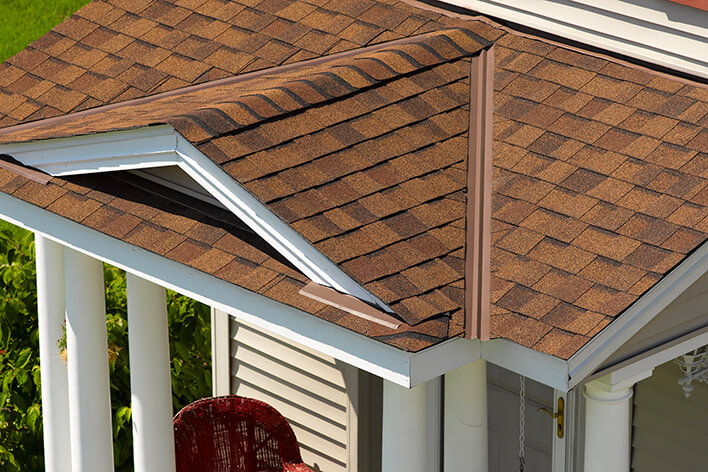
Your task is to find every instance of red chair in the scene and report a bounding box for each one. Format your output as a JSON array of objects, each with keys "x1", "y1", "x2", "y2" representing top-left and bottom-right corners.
[{"x1": 173, "y1": 395, "x2": 314, "y2": 472}]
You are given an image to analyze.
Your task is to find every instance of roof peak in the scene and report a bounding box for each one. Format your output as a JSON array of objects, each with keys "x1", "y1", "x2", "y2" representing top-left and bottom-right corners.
[{"x1": 0, "y1": 27, "x2": 489, "y2": 145}]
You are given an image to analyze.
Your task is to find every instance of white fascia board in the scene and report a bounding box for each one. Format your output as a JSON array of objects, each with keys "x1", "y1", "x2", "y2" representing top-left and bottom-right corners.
[
  {"x1": 0, "y1": 190, "x2": 580, "y2": 389},
  {"x1": 409, "y1": 337, "x2": 481, "y2": 387},
  {"x1": 396, "y1": 336, "x2": 571, "y2": 390},
  {"x1": 588, "y1": 325, "x2": 708, "y2": 388},
  {"x1": 482, "y1": 339, "x2": 570, "y2": 392},
  {"x1": 2, "y1": 187, "x2": 579, "y2": 389},
  {"x1": 0, "y1": 125, "x2": 390, "y2": 312},
  {"x1": 443, "y1": 0, "x2": 708, "y2": 79},
  {"x1": 567, "y1": 241, "x2": 708, "y2": 389}
]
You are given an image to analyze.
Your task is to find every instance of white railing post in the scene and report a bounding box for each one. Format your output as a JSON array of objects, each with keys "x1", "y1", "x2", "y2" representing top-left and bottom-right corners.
[
  {"x1": 127, "y1": 273, "x2": 176, "y2": 472},
  {"x1": 64, "y1": 248, "x2": 114, "y2": 472},
  {"x1": 444, "y1": 359, "x2": 488, "y2": 472},
  {"x1": 35, "y1": 235, "x2": 71, "y2": 472},
  {"x1": 382, "y1": 380, "x2": 428, "y2": 472}
]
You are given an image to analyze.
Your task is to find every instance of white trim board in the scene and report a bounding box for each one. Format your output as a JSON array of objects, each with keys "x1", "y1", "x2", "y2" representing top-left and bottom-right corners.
[
  {"x1": 210, "y1": 307, "x2": 231, "y2": 396},
  {"x1": 588, "y1": 325, "x2": 708, "y2": 387},
  {"x1": 483, "y1": 339, "x2": 570, "y2": 392},
  {"x1": 0, "y1": 126, "x2": 181, "y2": 175},
  {"x1": 442, "y1": 0, "x2": 708, "y2": 79},
  {"x1": 0, "y1": 125, "x2": 389, "y2": 313}
]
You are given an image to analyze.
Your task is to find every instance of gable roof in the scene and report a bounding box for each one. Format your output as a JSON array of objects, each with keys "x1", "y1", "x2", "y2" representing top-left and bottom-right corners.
[{"x1": 0, "y1": 0, "x2": 706, "y2": 361}]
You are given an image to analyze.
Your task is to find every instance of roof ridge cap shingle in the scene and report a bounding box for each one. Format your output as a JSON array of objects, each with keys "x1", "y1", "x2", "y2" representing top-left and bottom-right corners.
[
  {"x1": 0, "y1": 27, "x2": 489, "y2": 144},
  {"x1": 176, "y1": 27, "x2": 490, "y2": 142}
]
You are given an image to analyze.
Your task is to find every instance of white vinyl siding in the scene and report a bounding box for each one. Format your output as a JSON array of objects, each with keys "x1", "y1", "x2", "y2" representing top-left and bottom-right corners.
[
  {"x1": 229, "y1": 316, "x2": 361, "y2": 472},
  {"x1": 631, "y1": 359, "x2": 708, "y2": 471}
]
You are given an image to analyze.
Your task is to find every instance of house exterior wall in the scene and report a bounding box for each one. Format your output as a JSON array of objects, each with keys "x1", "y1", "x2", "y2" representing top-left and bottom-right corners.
[
  {"x1": 218, "y1": 310, "x2": 562, "y2": 472},
  {"x1": 223, "y1": 312, "x2": 382, "y2": 472},
  {"x1": 631, "y1": 359, "x2": 708, "y2": 471}
]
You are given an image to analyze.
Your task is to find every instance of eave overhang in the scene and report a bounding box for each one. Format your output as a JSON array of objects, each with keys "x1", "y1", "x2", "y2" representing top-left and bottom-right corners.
[{"x1": 5, "y1": 143, "x2": 703, "y2": 392}]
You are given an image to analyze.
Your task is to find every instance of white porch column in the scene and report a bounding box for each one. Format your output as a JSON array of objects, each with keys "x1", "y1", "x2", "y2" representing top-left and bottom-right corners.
[
  {"x1": 583, "y1": 371, "x2": 652, "y2": 472},
  {"x1": 444, "y1": 359, "x2": 488, "y2": 472},
  {"x1": 382, "y1": 380, "x2": 428, "y2": 472},
  {"x1": 64, "y1": 248, "x2": 114, "y2": 472},
  {"x1": 35, "y1": 235, "x2": 71, "y2": 472},
  {"x1": 127, "y1": 273, "x2": 176, "y2": 472}
]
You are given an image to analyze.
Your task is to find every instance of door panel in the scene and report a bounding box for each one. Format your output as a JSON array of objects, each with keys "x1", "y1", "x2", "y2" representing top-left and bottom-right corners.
[{"x1": 488, "y1": 365, "x2": 554, "y2": 472}]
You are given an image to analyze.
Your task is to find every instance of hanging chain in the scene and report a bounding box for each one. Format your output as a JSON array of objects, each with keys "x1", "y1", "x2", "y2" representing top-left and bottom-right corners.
[{"x1": 519, "y1": 375, "x2": 526, "y2": 472}]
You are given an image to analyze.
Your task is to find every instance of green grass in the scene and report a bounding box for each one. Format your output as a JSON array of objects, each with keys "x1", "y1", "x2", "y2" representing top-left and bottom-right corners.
[{"x1": 0, "y1": 0, "x2": 92, "y2": 63}]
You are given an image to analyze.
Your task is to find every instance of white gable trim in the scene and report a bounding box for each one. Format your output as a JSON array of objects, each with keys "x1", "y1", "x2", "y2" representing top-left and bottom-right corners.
[
  {"x1": 567, "y1": 241, "x2": 708, "y2": 389},
  {"x1": 0, "y1": 125, "x2": 390, "y2": 312},
  {"x1": 588, "y1": 326, "x2": 708, "y2": 388},
  {"x1": 0, "y1": 126, "x2": 181, "y2": 175}
]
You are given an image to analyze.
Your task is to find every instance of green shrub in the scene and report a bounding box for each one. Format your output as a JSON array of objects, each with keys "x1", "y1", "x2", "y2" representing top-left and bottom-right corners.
[
  {"x1": 0, "y1": 223, "x2": 42, "y2": 471},
  {"x1": 0, "y1": 221, "x2": 212, "y2": 471}
]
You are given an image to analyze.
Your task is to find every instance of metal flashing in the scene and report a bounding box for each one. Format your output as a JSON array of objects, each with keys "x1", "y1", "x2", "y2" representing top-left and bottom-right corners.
[
  {"x1": 464, "y1": 45, "x2": 494, "y2": 341},
  {"x1": 300, "y1": 281, "x2": 403, "y2": 329},
  {"x1": 0, "y1": 155, "x2": 52, "y2": 184}
]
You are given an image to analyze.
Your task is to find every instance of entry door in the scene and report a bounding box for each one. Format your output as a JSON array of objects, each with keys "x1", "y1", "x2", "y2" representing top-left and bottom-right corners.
[{"x1": 488, "y1": 364, "x2": 554, "y2": 472}]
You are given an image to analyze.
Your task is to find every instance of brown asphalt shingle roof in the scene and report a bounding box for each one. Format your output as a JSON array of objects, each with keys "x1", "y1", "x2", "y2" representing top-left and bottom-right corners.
[
  {"x1": 490, "y1": 33, "x2": 708, "y2": 357},
  {"x1": 0, "y1": 0, "x2": 706, "y2": 356},
  {"x1": 0, "y1": 0, "x2": 502, "y2": 126}
]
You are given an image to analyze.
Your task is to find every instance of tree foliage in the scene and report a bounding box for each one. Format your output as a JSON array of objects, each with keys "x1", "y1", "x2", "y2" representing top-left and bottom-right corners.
[
  {"x1": 0, "y1": 221, "x2": 212, "y2": 471},
  {"x1": 0, "y1": 223, "x2": 42, "y2": 470}
]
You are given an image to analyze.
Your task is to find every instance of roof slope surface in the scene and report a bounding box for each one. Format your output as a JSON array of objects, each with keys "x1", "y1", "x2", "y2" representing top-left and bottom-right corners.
[
  {"x1": 0, "y1": 0, "x2": 706, "y2": 357},
  {"x1": 0, "y1": 0, "x2": 499, "y2": 127}
]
